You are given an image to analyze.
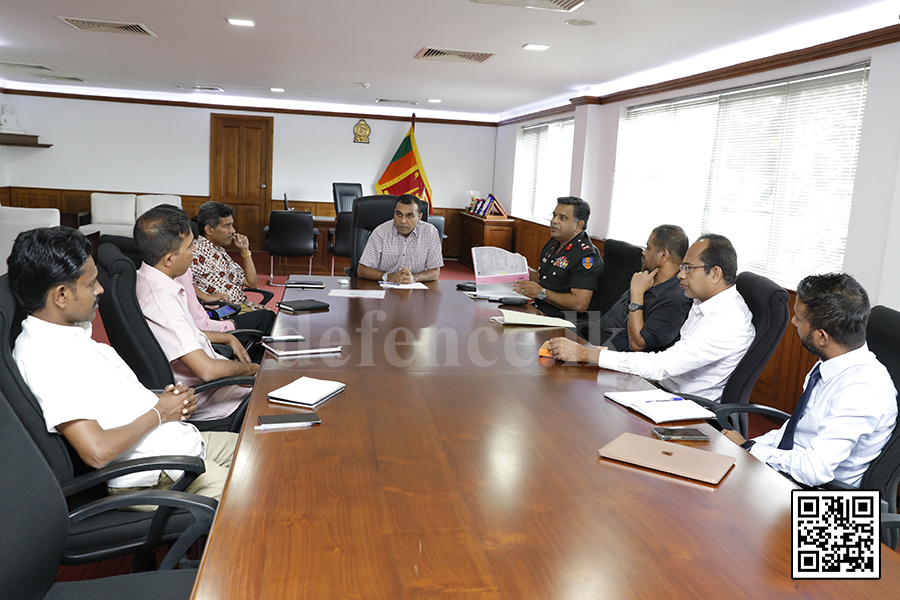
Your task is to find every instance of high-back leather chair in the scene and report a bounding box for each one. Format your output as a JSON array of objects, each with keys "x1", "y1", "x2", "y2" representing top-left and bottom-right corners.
[
  {"x1": 0, "y1": 383, "x2": 209, "y2": 596},
  {"x1": 327, "y1": 211, "x2": 353, "y2": 276},
  {"x1": 0, "y1": 274, "x2": 212, "y2": 571},
  {"x1": 592, "y1": 238, "x2": 641, "y2": 314},
  {"x1": 265, "y1": 210, "x2": 319, "y2": 282},
  {"x1": 349, "y1": 195, "x2": 400, "y2": 277},
  {"x1": 332, "y1": 183, "x2": 363, "y2": 214}
]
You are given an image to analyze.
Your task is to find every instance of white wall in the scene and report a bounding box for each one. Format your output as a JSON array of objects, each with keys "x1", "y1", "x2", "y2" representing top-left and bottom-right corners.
[
  {"x1": 494, "y1": 42, "x2": 900, "y2": 306},
  {"x1": 0, "y1": 95, "x2": 496, "y2": 209}
]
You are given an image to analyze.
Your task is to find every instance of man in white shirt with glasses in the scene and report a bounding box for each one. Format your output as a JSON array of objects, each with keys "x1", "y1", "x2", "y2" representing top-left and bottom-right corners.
[{"x1": 547, "y1": 234, "x2": 754, "y2": 401}]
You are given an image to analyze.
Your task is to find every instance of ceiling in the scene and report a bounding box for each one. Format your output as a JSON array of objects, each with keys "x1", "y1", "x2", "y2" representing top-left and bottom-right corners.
[{"x1": 0, "y1": 0, "x2": 895, "y2": 122}]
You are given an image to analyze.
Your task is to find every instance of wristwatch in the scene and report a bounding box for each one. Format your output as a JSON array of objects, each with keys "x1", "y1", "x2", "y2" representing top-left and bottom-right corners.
[
  {"x1": 382, "y1": 272, "x2": 389, "y2": 282},
  {"x1": 537, "y1": 288, "x2": 547, "y2": 301},
  {"x1": 628, "y1": 302, "x2": 644, "y2": 312}
]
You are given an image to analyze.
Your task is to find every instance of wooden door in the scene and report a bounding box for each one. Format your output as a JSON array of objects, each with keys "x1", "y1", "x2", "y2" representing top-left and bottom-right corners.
[{"x1": 209, "y1": 114, "x2": 273, "y2": 250}]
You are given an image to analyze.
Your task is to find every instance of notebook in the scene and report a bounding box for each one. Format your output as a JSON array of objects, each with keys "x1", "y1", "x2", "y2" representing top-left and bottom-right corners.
[
  {"x1": 604, "y1": 389, "x2": 715, "y2": 423},
  {"x1": 598, "y1": 432, "x2": 735, "y2": 484},
  {"x1": 267, "y1": 376, "x2": 346, "y2": 408},
  {"x1": 276, "y1": 298, "x2": 330, "y2": 313}
]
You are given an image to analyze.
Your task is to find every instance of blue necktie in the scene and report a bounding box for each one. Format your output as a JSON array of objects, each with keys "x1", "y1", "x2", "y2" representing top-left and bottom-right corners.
[{"x1": 778, "y1": 364, "x2": 822, "y2": 450}]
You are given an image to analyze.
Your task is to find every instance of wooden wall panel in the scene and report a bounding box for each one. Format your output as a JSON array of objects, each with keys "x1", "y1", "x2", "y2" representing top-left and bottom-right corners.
[
  {"x1": 9, "y1": 187, "x2": 62, "y2": 209},
  {"x1": 0, "y1": 187, "x2": 10, "y2": 206}
]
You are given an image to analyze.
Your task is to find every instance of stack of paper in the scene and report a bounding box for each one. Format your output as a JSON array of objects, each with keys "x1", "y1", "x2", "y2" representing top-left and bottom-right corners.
[
  {"x1": 268, "y1": 376, "x2": 346, "y2": 408},
  {"x1": 491, "y1": 309, "x2": 575, "y2": 328},
  {"x1": 604, "y1": 389, "x2": 715, "y2": 423}
]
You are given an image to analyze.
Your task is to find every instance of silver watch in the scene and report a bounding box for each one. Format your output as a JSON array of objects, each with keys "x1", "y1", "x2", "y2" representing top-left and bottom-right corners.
[
  {"x1": 382, "y1": 272, "x2": 390, "y2": 282},
  {"x1": 537, "y1": 288, "x2": 547, "y2": 301}
]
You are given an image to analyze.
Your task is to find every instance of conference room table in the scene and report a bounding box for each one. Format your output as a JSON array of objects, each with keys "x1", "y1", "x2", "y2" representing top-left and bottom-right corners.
[{"x1": 191, "y1": 277, "x2": 900, "y2": 599}]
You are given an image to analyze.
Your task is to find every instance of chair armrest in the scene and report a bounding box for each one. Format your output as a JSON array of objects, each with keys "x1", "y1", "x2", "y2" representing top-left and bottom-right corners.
[
  {"x1": 212, "y1": 343, "x2": 233, "y2": 359},
  {"x1": 244, "y1": 287, "x2": 274, "y2": 306},
  {"x1": 60, "y1": 455, "x2": 206, "y2": 496},
  {"x1": 68, "y1": 489, "x2": 218, "y2": 570},
  {"x1": 229, "y1": 328, "x2": 264, "y2": 350},
  {"x1": 678, "y1": 393, "x2": 717, "y2": 410},
  {"x1": 193, "y1": 375, "x2": 257, "y2": 394},
  {"x1": 714, "y1": 403, "x2": 790, "y2": 431}
]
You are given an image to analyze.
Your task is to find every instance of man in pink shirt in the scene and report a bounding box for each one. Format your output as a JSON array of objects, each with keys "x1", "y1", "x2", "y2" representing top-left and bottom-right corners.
[{"x1": 133, "y1": 205, "x2": 259, "y2": 425}]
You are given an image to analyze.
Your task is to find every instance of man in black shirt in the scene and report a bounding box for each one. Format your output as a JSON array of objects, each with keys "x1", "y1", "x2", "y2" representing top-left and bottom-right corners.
[
  {"x1": 558, "y1": 225, "x2": 691, "y2": 358},
  {"x1": 513, "y1": 197, "x2": 603, "y2": 323}
]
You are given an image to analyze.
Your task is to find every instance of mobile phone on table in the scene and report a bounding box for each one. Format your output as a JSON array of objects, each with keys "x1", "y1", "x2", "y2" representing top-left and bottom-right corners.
[{"x1": 651, "y1": 426, "x2": 710, "y2": 442}]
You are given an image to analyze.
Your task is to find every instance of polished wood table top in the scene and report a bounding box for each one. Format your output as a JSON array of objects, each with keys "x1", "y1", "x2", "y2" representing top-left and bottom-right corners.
[{"x1": 192, "y1": 278, "x2": 900, "y2": 599}]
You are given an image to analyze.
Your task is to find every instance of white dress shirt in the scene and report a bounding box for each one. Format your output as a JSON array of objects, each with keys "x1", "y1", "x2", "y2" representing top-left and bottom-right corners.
[
  {"x1": 595, "y1": 285, "x2": 755, "y2": 400},
  {"x1": 14, "y1": 315, "x2": 204, "y2": 488},
  {"x1": 750, "y1": 344, "x2": 897, "y2": 488}
]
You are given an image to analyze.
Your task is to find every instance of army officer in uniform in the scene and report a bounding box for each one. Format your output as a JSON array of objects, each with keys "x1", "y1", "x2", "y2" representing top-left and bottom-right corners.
[{"x1": 513, "y1": 196, "x2": 603, "y2": 324}]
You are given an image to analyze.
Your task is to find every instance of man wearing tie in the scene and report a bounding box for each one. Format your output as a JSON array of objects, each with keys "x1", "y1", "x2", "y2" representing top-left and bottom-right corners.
[{"x1": 724, "y1": 273, "x2": 897, "y2": 487}]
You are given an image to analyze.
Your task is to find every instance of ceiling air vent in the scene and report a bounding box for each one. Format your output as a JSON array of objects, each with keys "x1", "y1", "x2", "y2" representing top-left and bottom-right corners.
[
  {"x1": 415, "y1": 48, "x2": 494, "y2": 64},
  {"x1": 176, "y1": 84, "x2": 225, "y2": 92},
  {"x1": 0, "y1": 62, "x2": 54, "y2": 71},
  {"x1": 469, "y1": 0, "x2": 588, "y2": 11},
  {"x1": 58, "y1": 17, "x2": 157, "y2": 37},
  {"x1": 33, "y1": 74, "x2": 85, "y2": 82},
  {"x1": 374, "y1": 98, "x2": 419, "y2": 106}
]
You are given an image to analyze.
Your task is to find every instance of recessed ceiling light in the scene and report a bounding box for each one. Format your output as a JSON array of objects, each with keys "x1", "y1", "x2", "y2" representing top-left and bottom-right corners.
[
  {"x1": 227, "y1": 19, "x2": 255, "y2": 27},
  {"x1": 523, "y1": 43, "x2": 550, "y2": 51},
  {"x1": 270, "y1": 87, "x2": 285, "y2": 93},
  {"x1": 566, "y1": 19, "x2": 595, "y2": 27},
  {"x1": 427, "y1": 98, "x2": 442, "y2": 103}
]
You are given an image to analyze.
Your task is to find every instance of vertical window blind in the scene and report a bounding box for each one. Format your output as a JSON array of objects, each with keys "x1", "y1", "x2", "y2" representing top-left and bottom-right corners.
[
  {"x1": 512, "y1": 118, "x2": 575, "y2": 222},
  {"x1": 608, "y1": 63, "x2": 869, "y2": 288}
]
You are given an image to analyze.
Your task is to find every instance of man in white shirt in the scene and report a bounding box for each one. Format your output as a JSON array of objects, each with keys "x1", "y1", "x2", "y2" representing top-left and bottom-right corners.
[
  {"x1": 724, "y1": 273, "x2": 897, "y2": 488},
  {"x1": 8, "y1": 226, "x2": 236, "y2": 500},
  {"x1": 134, "y1": 205, "x2": 259, "y2": 423},
  {"x1": 547, "y1": 234, "x2": 755, "y2": 401},
  {"x1": 357, "y1": 194, "x2": 443, "y2": 284}
]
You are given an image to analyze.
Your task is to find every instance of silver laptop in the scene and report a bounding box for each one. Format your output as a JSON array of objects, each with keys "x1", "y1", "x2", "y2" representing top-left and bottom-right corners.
[{"x1": 598, "y1": 432, "x2": 735, "y2": 484}]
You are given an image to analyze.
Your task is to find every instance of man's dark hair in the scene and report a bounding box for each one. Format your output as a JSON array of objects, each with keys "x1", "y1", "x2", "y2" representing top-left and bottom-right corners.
[
  {"x1": 7, "y1": 226, "x2": 92, "y2": 314},
  {"x1": 651, "y1": 224, "x2": 688, "y2": 261},
  {"x1": 197, "y1": 201, "x2": 235, "y2": 236},
  {"x1": 796, "y1": 273, "x2": 869, "y2": 348},
  {"x1": 557, "y1": 196, "x2": 590, "y2": 228},
  {"x1": 697, "y1": 234, "x2": 738, "y2": 285},
  {"x1": 396, "y1": 194, "x2": 424, "y2": 216},
  {"x1": 134, "y1": 204, "x2": 192, "y2": 266}
]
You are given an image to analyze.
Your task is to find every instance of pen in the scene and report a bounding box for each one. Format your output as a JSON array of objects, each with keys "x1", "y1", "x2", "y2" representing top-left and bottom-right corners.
[
  {"x1": 254, "y1": 423, "x2": 314, "y2": 432},
  {"x1": 652, "y1": 397, "x2": 684, "y2": 402}
]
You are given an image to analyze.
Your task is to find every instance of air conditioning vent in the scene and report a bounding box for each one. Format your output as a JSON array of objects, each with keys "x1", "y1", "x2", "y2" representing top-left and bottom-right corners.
[
  {"x1": 415, "y1": 48, "x2": 494, "y2": 64},
  {"x1": 33, "y1": 74, "x2": 85, "y2": 82},
  {"x1": 58, "y1": 17, "x2": 157, "y2": 37},
  {"x1": 374, "y1": 98, "x2": 419, "y2": 106},
  {"x1": 0, "y1": 62, "x2": 54, "y2": 71},
  {"x1": 176, "y1": 84, "x2": 225, "y2": 92},
  {"x1": 469, "y1": 0, "x2": 588, "y2": 12}
]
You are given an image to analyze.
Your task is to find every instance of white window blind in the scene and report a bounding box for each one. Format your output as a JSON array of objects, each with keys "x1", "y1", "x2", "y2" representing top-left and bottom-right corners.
[
  {"x1": 512, "y1": 118, "x2": 575, "y2": 222},
  {"x1": 608, "y1": 63, "x2": 869, "y2": 288}
]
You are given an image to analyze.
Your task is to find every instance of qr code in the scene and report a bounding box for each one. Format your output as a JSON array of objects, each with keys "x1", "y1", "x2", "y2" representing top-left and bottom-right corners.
[{"x1": 792, "y1": 489, "x2": 880, "y2": 579}]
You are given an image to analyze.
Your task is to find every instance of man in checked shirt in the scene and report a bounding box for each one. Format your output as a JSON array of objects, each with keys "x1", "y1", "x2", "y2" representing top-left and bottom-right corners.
[{"x1": 357, "y1": 194, "x2": 443, "y2": 284}]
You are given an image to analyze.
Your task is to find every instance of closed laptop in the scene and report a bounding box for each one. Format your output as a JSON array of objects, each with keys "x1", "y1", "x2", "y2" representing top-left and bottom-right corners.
[{"x1": 599, "y1": 432, "x2": 735, "y2": 484}]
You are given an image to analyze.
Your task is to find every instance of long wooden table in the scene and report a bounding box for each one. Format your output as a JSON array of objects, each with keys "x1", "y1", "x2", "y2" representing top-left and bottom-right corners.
[{"x1": 192, "y1": 278, "x2": 900, "y2": 599}]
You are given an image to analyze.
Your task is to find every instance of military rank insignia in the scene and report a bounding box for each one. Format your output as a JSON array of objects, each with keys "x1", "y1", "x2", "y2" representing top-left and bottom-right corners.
[{"x1": 553, "y1": 256, "x2": 569, "y2": 269}]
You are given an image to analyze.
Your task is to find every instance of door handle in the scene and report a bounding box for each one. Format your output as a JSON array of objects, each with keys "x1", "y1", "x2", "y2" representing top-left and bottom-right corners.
[{"x1": 261, "y1": 184, "x2": 267, "y2": 189}]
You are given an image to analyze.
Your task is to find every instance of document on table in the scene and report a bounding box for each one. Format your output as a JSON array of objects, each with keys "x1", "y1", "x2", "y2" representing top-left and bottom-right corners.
[
  {"x1": 378, "y1": 281, "x2": 429, "y2": 289},
  {"x1": 490, "y1": 309, "x2": 575, "y2": 328},
  {"x1": 604, "y1": 389, "x2": 715, "y2": 423},
  {"x1": 268, "y1": 376, "x2": 346, "y2": 409},
  {"x1": 472, "y1": 247, "x2": 530, "y2": 300},
  {"x1": 327, "y1": 289, "x2": 386, "y2": 299}
]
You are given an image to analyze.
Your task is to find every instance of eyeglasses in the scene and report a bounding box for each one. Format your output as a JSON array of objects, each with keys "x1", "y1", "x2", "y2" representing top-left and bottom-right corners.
[{"x1": 678, "y1": 263, "x2": 712, "y2": 274}]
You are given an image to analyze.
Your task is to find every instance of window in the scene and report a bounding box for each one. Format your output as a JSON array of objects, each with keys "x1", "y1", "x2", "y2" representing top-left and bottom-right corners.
[
  {"x1": 608, "y1": 63, "x2": 869, "y2": 288},
  {"x1": 512, "y1": 118, "x2": 575, "y2": 222}
]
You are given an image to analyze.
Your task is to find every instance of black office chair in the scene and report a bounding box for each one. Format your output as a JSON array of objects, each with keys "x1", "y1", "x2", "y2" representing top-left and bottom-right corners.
[
  {"x1": 96, "y1": 243, "x2": 254, "y2": 433},
  {"x1": 0, "y1": 385, "x2": 207, "y2": 598},
  {"x1": 332, "y1": 182, "x2": 363, "y2": 214},
  {"x1": 592, "y1": 238, "x2": 639, "y2": 314},
  {"x1": 0, "y1": 274, "x2": 213, "y2": 571},
  {"x1": 349, "y1": 195, "x2": 398, "y2": 277},
  {"x1": 687, "y1": 271, "x2": 790, "y2": 436},
  {"x1": 429, "y1": 214, "x2": 447, "y2": 242},
  {"x1": 265, "y1": 210, "x2": 319, "y2": 284},
  {"x1": 326, "y1": 211, "x2": 353, "y2": 276},
  {"x1": 716, "y1": 304, "x2": 900, "y2": 548}
]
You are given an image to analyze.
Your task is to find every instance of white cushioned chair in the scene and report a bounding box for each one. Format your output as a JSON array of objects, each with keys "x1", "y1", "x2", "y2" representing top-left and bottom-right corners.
[
  {"x1": 80, "y1": 193, "x2": 182, "y2": 237},
  {"x1": 0, "y1": 206, "x2": 61, "y2": 276}
]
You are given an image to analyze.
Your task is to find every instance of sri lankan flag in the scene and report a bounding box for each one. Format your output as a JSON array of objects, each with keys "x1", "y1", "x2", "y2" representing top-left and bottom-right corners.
[{"x1": 376, "y1": 122, "x2": 433, "y2": 214}]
